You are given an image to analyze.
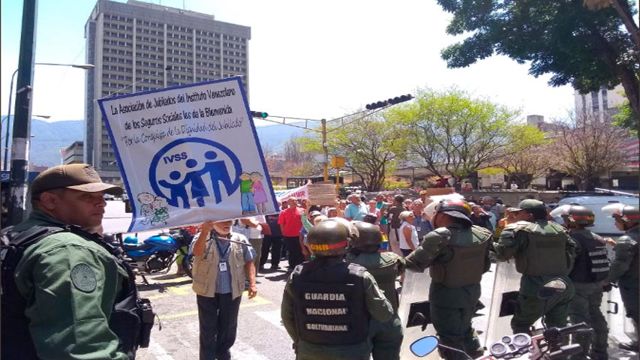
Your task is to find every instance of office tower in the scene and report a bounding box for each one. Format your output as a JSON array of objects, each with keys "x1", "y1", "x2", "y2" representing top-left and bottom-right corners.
[
  {"x1": 574, "y1": 84, "x2": 626, "y2": 123},
  {"x1": 85, "y1": 0, "x2": 250, "y2": 183}
]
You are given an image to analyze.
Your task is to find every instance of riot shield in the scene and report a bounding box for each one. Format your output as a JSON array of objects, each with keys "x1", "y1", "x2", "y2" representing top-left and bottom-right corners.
[
  {"x1": 398, "y1": 269, "x2": 439, "y2": 359},
  {"x1": 602, "y1": 243, "x2": 637, "y2": 350},
  {"x1": 398, "y1": 266, "x2": 496, "y2": 358},
  {"x1": 484, "y1": 261, "x2": 522, "y2": 348}
]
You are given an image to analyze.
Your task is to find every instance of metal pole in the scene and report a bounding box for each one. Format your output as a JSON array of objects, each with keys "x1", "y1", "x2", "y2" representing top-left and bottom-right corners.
[
  {"x1": 7, "y1": 0, "x2": 38, "y2": 225},
  {"x1": 321, "y1": 119, "x2": 328, "y2": 182},
  {"x1": 3, "y1": 70, "x2": 19, "y2": 171}
]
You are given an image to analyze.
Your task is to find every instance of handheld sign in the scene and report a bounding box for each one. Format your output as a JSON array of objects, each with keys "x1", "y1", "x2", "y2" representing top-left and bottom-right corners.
[{"x1": 98, "y1": 78, "x2": 277, "y2": 232}]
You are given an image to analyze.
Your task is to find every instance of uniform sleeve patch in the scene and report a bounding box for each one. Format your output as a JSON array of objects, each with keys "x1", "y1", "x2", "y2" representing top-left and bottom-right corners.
[{"x1": 70, "y1": 263, "x2": 97, "y2": 293}]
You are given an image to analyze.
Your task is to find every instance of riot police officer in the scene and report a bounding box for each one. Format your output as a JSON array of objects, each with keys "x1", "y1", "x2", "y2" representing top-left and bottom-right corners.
[
  {"x1": 556, "y1": 205, "x2": 610, "y2": 359},
  {"x1": 405, "y1": 199, "x2": 492, "y2": 359},
  {"x1": 281, "y1": 219, "x2": 393, "y2": 360},
  {"x1": 603, "y1": 204, "x2": 639, "y2": 352},
  {"x1": 493, "y1": 199, "x2": 577, "y2": 334},
  {"x1": 346, "y1": 221, "x2": 405, "y2": 360}
]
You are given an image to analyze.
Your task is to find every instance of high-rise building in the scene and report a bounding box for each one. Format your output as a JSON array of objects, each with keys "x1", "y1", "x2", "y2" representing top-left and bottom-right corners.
[
  {"x1": 84, "y1": 0, "x2": 251, "y2": 183},
  {"x1": 61, "y1": 141, "x2": 84, "y2": 165},
  {"x1": 574, "y1": 84, "x2": 626, "y2": 123}
]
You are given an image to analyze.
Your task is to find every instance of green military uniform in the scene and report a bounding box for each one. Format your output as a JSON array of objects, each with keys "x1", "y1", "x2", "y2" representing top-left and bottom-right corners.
[
  {"x1": 346, "y1": 251, "x2": 405, "y2": 360},
  {"x1": 493, "y1": 219, "x2": 577, "y2": 334},
  {"x1": 607, "y1": 225, "x2": 639, "y2": 333},
  {"x1": 13, "y1": 210, "x2": 129, "y2": 360},
  {"x1": 405, "y1": 224, "x2": 492, "y2": 359},
  {"x1": 281, "y1": 258, "x2": 393, "y2": 360},
  {"x1": 567, "y1": 228, "x2": 610, "y2": 360}
]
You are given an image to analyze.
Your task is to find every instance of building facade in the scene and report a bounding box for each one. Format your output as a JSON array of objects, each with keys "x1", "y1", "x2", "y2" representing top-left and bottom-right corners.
[
  {"x1": 61, "y1": 141, "x2": 85, "y2": 165},
  {"x1": 574, "y1": 84, "x2": 626, "y2": 122},
  {"x1": 84, "y1": 0, "x2": 251, "y2": 183}
]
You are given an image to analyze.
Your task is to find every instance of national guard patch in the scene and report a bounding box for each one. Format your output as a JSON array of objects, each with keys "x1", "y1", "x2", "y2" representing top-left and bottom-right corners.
[{"x1": 71, "y1": 263, "x2": 97, "y2": 292}]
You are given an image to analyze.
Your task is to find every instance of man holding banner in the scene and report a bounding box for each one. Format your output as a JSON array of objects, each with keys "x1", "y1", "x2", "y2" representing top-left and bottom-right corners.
[{"x1": 191, "y1": 219, "x2": 257, "y2": 360}]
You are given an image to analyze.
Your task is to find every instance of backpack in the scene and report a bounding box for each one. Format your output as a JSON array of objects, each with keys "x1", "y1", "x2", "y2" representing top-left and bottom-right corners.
[{"x1": 0, "y1": 225, "x2": 154, "y2": 359}]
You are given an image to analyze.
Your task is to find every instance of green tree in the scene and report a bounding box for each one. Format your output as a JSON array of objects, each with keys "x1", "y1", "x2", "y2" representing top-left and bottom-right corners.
[
  {"x1": 497, "y1": 124, "x2": 551, "y2": 189},
  {"x1": 279, "y1": 136, "x2": 323, "y2": 179},
  {"x1": 299, "y1": 114, "x2": 405, "y2": 191},
  {"x1": 613, "y1": 100, "x2": 638, "y2": 137},
  {"x1": 387, "y1": 89, "x2": 518, "y2": 186},
  {"x1": 437, "y1": 0, "x2": 640, "y2": 119}
]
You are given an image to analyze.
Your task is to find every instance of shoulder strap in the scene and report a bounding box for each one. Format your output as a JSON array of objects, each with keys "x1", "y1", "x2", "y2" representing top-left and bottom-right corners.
[{"x1": 2, "y1": 225, "x2": 67, "y2": 250}]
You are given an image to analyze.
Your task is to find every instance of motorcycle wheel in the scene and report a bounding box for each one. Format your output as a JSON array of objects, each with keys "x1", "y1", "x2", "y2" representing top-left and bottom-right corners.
[{"x1": 182, "y1": 254, "x2": 194, "y2": 278}]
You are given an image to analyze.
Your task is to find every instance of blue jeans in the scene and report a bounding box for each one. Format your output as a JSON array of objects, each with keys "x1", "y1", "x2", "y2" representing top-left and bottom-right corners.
[{"x1": 241, "y1": 192, "x2": 255, "y2": 212}]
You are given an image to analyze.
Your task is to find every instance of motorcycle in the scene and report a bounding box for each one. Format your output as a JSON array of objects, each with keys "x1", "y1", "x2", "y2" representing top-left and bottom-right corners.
[
  {"x1": 120, "y1": 228, "x2": 194, "y2": 282},
  {"x1": 409, "y1": 278, "x2": 593, "y2": 359},
  {"x1": 410, "y1": 322, "x2": 591, "y2": 359}
]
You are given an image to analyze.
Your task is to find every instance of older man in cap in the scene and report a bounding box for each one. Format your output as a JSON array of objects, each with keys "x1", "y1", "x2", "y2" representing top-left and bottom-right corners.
[
  {"x1": 493, "y1": 199, "x2": 577, "y2": 334},
  {"x1": 1, "y1": 164, "x2": 150, "y2": 360}
]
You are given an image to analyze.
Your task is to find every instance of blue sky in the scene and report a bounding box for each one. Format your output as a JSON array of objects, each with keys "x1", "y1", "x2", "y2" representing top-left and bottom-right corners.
[{"x1": 1, "y1": 0, "x2": 575, "y2": 123}]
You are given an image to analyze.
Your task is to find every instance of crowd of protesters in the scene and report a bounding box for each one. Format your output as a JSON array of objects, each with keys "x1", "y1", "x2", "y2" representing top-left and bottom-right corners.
[{"x1": 250, "y1": 191, "x2": 533, "y2": 272}]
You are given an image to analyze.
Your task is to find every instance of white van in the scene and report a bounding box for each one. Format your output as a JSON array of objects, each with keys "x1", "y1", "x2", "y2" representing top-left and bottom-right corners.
[{"x1": 555, "y1": 195, "x2": 638, "y2": 236}]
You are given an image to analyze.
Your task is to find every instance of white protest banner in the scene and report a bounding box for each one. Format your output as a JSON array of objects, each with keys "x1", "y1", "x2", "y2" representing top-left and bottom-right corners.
[
  {"x1": 98, "y1": 78, "x2": 277, "y2": 232},
  {"x1": 274, "y1": 184, "x2": 309, "y2": 203}
]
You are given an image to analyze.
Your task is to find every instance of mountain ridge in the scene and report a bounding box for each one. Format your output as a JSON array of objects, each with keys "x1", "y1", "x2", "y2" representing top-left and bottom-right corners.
[{"x1": 1, "y1": 118, "x2": 306, "y2": 167}]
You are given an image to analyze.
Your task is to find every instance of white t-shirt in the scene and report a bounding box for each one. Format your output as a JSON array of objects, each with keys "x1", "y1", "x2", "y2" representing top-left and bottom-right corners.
[
  {"x1": 232, "y1": 222, "x2": 263, "y2": 240},
  {"x1": 399, "y1": 221, "x2": 419, "y2": 250}
]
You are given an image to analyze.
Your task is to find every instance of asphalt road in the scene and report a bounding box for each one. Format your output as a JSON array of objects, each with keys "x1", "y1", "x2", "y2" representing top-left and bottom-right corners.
[
  {"x1": 134, "y1": 264, "x2": 295, "y2": 360},
  {"x1": 104, "y1": 201, "x2": 637, "y2": 360}
]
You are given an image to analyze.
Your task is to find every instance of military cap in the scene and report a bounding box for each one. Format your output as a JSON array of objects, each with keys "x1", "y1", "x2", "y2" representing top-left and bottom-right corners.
[{"x1": 31, "y1": 163, "x2": 123, "y2": 196}]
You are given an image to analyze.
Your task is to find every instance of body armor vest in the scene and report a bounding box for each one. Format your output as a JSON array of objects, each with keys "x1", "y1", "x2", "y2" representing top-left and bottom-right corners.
[
  {"x1": 291, "y1": 260, "x2": 368, "y2": 345},
  {"x1": 515, "y1": 222, "x2": 569, "y2": 276},
  {"x1": 430, "y1": 226, "x2": 491, "y2": 287},
  {"x1": 357, "y1": 253, "x2": 400, "y2": 312},
  {"x1": 0, "y1": 225, "x2": 153, "y2": 360},
  {"x1": 569, "y1": 230, "x2": 610, "y2": 283},
  {"x1": 619, "y1": 228, "x2": 639, "y2": 281}
]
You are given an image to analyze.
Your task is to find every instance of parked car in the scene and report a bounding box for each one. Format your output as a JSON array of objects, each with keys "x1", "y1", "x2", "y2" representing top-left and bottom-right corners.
[{"x1": 554, "y1": 194, "x2": 638, "y2": 236}]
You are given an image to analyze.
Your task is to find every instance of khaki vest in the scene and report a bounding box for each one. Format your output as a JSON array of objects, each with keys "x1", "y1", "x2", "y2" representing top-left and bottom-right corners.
[
  {"x1": 430, "y1": 226, "x2": 491, "y2": 287},
  {"x1": 192, "y1": 232, "x2": 248, "y2": 299},
  {"x1": 515, "y1": 221, "x2": 569, "y2": 276}
]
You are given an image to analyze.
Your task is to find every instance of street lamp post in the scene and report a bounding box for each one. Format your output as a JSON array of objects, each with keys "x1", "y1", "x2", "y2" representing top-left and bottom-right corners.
[
  {"x1": 4, "y1": 62, "x2": 94, "y2": 225},
  {"x1": 2, "y1": 63, "x2": 94, "y2": 171},
  {"x1": 2, "y1": 69, "x2": 19, "y2": 171}
]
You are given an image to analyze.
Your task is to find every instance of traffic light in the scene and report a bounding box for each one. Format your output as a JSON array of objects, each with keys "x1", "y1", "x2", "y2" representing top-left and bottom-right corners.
[
  {"x1": 250, "y1": 111, "x2": 269, "y2": 118},
  {"x1": 388, "y1": 94, "x2": 413, "y2": 105},
  {"x1": 365, "y1": 94, "x2": 413, "y2": 110}
]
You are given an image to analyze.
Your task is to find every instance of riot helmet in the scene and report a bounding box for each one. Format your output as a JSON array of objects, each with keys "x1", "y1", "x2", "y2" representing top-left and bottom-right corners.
[
  {"x1": 307, "y1": 218, "x2": 358, "y2": 257},
  {"x1": 434, "y1": 199, "x2": 472, "y2": 225},
  {"x1": 550, "y1": 204, "x2": 595, "y2": 227},
  {"x1": 351, "y1": 221, "x2": 383, "y2": 249},
  {"x1": 602, "y1": 203, "x2": 640, "y2": 225},
  {"x1": 363, "y1": 213, "x2": 378, "y2": 224}
]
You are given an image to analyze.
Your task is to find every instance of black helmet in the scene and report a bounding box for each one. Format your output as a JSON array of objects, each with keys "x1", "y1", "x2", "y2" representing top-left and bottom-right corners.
[
  {"x1": 621, "y1": 205, "x2": 640, "y2": 225},
  {"x1": 435, "y1": 199, "x2": 472, "y2": 224},
  {"x1": 602, "y1": 204, "x2": 640, "y2": 225},
  {"x1": 363, "y1": 213, "x2": 378, "y2": 224},
  {"x1": 564, "y1": 205, "x2": 595, "y2": 226},
  {"x1": 351, "y1": 221, "x2": 383, "y2": 248},
  {"x1": 307, "y1": 218, "x2": 358, "y2": 257}
]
